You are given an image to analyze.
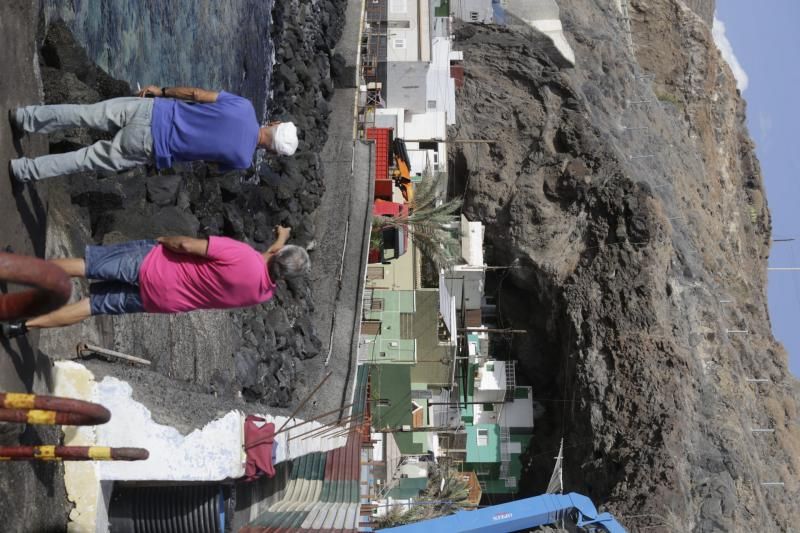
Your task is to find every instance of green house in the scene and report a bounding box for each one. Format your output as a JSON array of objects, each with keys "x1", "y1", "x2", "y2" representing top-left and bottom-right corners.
[{"x1": 360, "y1": 289, "x2": 455, "y2": 387}]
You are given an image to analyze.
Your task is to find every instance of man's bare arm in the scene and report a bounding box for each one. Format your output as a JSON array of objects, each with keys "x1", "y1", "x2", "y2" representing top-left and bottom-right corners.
[
  {"x1": 138, "y1": 85, "x2": 219, "y2": 103},
  {"x1": 263, "y1": 226, "x2": 291, "y2": 261},
  {"x1": 157, "y1": 236, "x2": 209, "y2": 256}
]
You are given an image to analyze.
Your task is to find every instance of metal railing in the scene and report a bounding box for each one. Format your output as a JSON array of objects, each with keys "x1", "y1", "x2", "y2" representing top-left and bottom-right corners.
[
  {"x1": 0, "y1": 392, "x2": 148, "y2": 461},
  {"x1": 0, "y1": 252, "x2": 71, "y2": 321},
  {"x1": 0, "y1": 252, "x2": 148, "y2": 463},
  {"x1": 504, "y1": 361, "x2": 516, "y2": 401}
]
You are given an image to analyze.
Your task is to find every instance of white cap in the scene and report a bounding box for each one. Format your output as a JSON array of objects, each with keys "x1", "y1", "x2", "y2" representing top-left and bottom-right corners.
[{"x1": 271, "y1": 122, "x2": 299, "y2": 156}]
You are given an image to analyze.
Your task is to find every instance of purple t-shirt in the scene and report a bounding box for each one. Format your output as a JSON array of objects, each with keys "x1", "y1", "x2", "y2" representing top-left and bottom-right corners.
[{"x1": 150, "y1": 91, "x2": 259, "y2": 170}]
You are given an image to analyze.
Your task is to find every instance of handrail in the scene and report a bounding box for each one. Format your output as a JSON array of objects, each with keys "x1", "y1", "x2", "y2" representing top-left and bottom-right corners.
[
  {"x1": 0, "y1": 393, "x2": 148, "y2": 462},
  {"x1": 0, "y1": 446, "x2": 148, "y2": 461},
  {"x1": 0, "y1": 392, "x2": 111, "y2": 426},
  {"x1": 0, "y1": 252, "x2": 71, "y2": 321}
]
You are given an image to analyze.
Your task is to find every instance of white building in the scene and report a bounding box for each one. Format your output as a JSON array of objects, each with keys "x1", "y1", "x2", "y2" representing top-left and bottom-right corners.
[{"x1": 451, "y1": 0, "x2": 495, "y2": 23}]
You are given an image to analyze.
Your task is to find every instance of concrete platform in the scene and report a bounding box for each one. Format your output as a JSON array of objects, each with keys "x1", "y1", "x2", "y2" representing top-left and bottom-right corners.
[{"x1": 0, "y1": 1, "x2": 70, "y2": 531}]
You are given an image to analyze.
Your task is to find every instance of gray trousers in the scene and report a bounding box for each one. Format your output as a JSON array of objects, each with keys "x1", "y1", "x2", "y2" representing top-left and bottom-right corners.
[{"x1": 10, "y1": 97, "x2": 155, "y2": 182}]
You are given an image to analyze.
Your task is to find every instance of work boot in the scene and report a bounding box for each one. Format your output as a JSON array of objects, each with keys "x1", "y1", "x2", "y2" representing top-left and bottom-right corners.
[
  {"x1": 0, "y1": 321, "x2": 29, "y2": 339},
  {"x1": 7, "y1": 109, "x2": 22, "y2": 138}
]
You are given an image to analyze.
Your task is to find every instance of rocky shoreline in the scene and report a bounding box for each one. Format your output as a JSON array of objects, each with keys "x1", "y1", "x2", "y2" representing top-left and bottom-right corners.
[{"x1": 35, "y1": 0, "x2": 348, "y2": 413}]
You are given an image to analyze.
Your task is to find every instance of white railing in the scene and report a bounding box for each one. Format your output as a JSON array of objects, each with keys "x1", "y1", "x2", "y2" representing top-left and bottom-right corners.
[
  {"x1": 504, "y1": 361, "x2": 516, "y2": 400},
  {"x1": 499, "y1": 426, "x2": 511, "y2": 481}
]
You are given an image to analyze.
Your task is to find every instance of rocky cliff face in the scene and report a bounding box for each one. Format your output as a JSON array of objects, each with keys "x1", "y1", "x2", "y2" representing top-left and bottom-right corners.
[{"x1": 449, "y1": 0, "x2": 799, "y2": 530}]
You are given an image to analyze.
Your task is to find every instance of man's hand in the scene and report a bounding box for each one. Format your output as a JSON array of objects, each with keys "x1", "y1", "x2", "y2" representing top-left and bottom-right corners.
[
  {"x1": 157, "y1": 236, "x2": 209, "y2": 256},
  {"x1": 263, "y1": 226, "x2": 291, "y2": 260},
  {"x1": 138, "y1": 85, "x2": 161, "y2": 98}
]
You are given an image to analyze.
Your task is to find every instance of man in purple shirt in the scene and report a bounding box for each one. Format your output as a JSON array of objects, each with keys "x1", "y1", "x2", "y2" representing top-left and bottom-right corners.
[{"x1": 8, "y1": 85, "x2": 298, "y2": 182}]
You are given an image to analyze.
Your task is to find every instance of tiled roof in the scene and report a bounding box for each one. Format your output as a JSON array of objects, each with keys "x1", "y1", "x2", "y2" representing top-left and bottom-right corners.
[{"x1": 240, "y1": 368, "x2": 371, "y2": 533}]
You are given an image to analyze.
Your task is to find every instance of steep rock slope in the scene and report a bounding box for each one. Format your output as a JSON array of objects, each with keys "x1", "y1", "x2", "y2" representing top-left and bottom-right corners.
[{"x1": 449, "y1": 1, "x2": 799, "y2": 530}]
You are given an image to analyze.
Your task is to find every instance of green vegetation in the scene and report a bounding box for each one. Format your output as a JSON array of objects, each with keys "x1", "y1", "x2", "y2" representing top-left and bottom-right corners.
[
  {"x1": 373, "y1": 465, "x2": 473, "y2": 529},
  {"x1": 656, "y1": 92, "x2": 682, "y2": 106},
  {"x1": 374, "y1": 175, "x2": 463, "y2": 268}
]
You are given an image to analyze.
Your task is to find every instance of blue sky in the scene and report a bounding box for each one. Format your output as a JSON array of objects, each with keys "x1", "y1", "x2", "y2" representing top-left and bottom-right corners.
[{"x1": 714, "y1": 2, "x2": 800, "y2": 376}]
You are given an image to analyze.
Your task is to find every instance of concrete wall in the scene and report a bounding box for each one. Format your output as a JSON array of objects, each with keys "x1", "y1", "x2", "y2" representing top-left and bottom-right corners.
[
  {"x1": 427, "y1": 37, "x2": 457, "y2": 125},
  {"x1": 500, "y1": 388, "x2": 535, "y2": 429},
  {"x1": 386, "y1": 60, "x2": 429, "y2": 113},
  {"x1": 502, "y1": 0, "x2": 575, "y2": 67},
  {"x1": 452, "y1": 0, "x2": 494, "y2": 23},
  {"x1": 386, "y1": 0, "x2": 431, "y2": 62}
]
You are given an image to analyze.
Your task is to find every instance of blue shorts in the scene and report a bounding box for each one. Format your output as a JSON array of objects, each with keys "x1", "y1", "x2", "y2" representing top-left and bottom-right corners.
[{"x1": 85, "y1": 240, "x2": 156, "y2": 315}]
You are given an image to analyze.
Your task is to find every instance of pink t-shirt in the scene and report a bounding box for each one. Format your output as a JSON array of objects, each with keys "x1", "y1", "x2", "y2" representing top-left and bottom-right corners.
[{"x1": 138, "y1": 236, "x2": 275, "y2": 313}]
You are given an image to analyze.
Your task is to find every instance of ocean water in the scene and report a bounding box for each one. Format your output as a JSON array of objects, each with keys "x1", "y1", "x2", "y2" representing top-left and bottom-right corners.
[{"x1": 39, "y1": 0, "x2": 275, "y2": 122}]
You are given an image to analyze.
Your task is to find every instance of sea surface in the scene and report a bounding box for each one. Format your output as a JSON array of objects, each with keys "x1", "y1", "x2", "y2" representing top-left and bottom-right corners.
[{"x1": 39, "y1": 0, "x2": 275, "y2": 121}]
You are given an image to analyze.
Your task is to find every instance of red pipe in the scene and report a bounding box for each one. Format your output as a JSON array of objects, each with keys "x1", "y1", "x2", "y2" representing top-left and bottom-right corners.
[
  {"x1": 0, "y1": 252, "x2": 71, "y2": 321},
  {"x1": 0, "y1": 393, "x2": 110, "y2": 425},
  {"x1": 0, "y1": 445, "x2": 149, "y2": 461}
]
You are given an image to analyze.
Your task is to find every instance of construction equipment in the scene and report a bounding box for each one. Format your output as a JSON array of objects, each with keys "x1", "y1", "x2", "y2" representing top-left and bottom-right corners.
[
  {"x1": 375, "y1": 491, "x2": 626, "y2": 532},
  {"x1": 391, "y1": 137, "x2": 414, "y2": 203}
]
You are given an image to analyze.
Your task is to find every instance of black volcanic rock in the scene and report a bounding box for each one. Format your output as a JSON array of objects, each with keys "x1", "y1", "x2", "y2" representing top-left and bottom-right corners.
[
  {"x1": 36, "y1": 9, "x2": 347, "y2": 407},
  {"x1": 449, "y1": 3, "x2": 797, "y2": 530}
]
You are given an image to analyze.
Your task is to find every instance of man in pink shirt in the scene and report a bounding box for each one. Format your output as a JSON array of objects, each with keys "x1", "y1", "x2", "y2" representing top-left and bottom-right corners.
[{"x1": 0, "y1": 226, "x2": 310, "y2": 337}]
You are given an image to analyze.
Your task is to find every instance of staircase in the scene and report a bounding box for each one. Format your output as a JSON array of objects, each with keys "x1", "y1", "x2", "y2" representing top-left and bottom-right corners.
[
  {"x1": 504, "y1": 361, "x2": 516, "y2": 401},
  {"x1": 498, "y1": 427, "x2": 514, "y2": 489}
]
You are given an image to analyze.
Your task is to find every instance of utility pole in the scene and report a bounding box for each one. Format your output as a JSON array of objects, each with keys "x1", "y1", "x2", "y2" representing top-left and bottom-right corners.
[
  {"x1": 400, "y1": 138, "x2": 497, "y2": 144},
  {"x1": 458, "y1": 327, "x2": 527, "y2": 334}
]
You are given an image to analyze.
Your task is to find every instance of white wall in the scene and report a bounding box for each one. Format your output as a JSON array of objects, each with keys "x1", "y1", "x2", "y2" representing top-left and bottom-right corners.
[
  {"x1": 500, "y1": 387, "x2": 535, "y2": 429},
  {"x1": 426, "y1": 37, "x2": 457, "y2": 125},
  {"x1": 502, "y1": 0, "x2": 576, "y2": 67},
  {"x1": 404, "y1": 110, "x2": 447, "y2": 141},
  {"x1": 387, "y1": 0, "x2": 431, "y2": 62},
  {"x1": 452, "y1": 0, "x2": 494, "y2": 23}
]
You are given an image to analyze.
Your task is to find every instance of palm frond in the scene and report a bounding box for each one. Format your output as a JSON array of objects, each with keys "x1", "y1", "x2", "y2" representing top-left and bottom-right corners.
[{"x1": 372, "y1": 175, "x2": 464, "y2": 269}]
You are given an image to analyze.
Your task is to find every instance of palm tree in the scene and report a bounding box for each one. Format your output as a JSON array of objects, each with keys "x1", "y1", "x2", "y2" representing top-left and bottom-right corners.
[
  {"x1": 373, "y1": 173, "x2": 463, "y2": 268},
  {"x1": 372, "y1": 465, "x2": 474, "y2": 528}
]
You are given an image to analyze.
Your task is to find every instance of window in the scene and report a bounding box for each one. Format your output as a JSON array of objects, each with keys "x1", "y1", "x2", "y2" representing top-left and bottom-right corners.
[
  {"x1": 477, "y1": 429, "x2": 489, "y2": 446},
  {"x1": 427, "y1": 100, "x2": 437, "y2": 109},
  {"x1": 393, "y1": 38, "x2": 407, "y2": 49},
  {"x1": 486, "y1": 362, "x2": 494, "y2": 372},
  {"x1": 367, "y1": 266, "x2": 384, "y2": 280},
  {"x1": 371, "y1": 298, "x2": 385, "y2": 311},
  {"x1": 469, "y1": 11, "x2": 479, "y2": 22},
  {"x1": 482, "y1": 403, "x2": 494, "y2": 412},
  {"x1": 400, "y1": 312, "x2": 414, "y2": 339},
  {"x1": 361, "y1": 320, "x2": 382, "y2": 335}
]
